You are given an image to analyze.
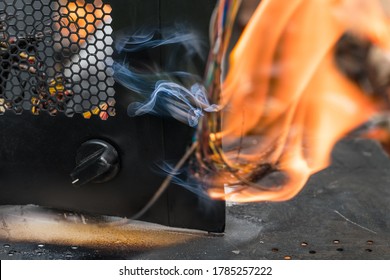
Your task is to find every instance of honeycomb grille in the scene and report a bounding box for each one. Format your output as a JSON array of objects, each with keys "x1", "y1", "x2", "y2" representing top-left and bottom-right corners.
[{"x1": 0, "y1": 0, "x2": 115, "y2": 120}]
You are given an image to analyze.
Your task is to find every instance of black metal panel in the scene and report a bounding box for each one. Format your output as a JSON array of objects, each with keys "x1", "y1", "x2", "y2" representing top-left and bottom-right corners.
[
  {"x1": 0, "y1": 0, "x2": 225, "y2": 232},
  {"x1": 158, "y1": 0, "x2": 224, "y2": 232}
]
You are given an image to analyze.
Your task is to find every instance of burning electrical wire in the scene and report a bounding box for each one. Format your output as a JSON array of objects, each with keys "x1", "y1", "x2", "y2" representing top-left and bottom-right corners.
[
  {"x1": 196, "y1": 0, "x2": 243, "y2": 185},
  {"x1": 110, "y1": 0, "x2": 242, "y2": 220},
  {"x1": 197, "y1": 0, "x2": 390, "y2": 202},
  {"x1": 114, "y1": 0, "x2": 390, "y2": 209}
]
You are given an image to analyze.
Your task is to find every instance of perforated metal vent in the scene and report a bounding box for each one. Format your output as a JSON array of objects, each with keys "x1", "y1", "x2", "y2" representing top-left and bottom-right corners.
[{"x1": 0, "y1": 0, "x2": 115, "y2": 120}]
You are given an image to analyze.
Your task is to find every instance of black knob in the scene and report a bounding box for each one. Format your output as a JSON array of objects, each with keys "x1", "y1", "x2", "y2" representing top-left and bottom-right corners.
[{"x1": 70, "y1": 139, "x2": 120, "y2": 187}]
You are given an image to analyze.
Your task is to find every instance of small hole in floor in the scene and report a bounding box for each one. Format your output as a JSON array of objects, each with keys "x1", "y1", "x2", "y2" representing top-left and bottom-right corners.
[
  {"x1": 336, "y1": 248, "x2": 344, "y2": 252},
  {"x1": 365, "y1": 249, "x2": 373, "y2": 253},
  {"x1": 309, "y1": 250, "x2": 316, "y2": 254},
  {"x1": 271, "y1": 248, "x2": 279, "y2": 253},
  {"x1": 366, "y1": 240, "x2": 374, "y2": 245}
]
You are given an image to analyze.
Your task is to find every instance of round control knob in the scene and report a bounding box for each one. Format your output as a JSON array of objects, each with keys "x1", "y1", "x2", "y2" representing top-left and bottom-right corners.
[{"x1": 70, "y1": 139, "x2": 120, "y2": 187}]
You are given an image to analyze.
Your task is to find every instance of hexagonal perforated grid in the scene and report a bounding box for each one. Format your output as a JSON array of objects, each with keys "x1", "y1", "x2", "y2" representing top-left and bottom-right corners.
[{"x1": 0, "y1": 0, "x2": 115, "y2": 120}]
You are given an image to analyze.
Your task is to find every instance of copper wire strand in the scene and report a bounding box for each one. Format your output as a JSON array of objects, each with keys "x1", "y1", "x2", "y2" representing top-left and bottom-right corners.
[
  {"x1": 198, "y1": 0, "x2": 286, "y2": 193},
  {"x1": 96, "y1": 1, "x2": 245, "y2": 227}
]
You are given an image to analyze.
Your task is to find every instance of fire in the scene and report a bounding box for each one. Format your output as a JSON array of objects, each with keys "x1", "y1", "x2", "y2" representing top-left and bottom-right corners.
[
  {"x1": 200, "y1": 0, "x2": 390, "y2": 202},
  {"x1": 58, "y1": 0, "x2": 111, "y2": 45}
]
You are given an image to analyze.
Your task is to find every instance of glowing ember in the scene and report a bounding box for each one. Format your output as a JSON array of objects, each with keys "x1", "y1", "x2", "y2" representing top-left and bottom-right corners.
[
  {"x1": 198, "y1": 0, "x2": 390, "y2": 202},
  {"x1": 58, "y1": 0, "x2": 111, "y2": 45}
]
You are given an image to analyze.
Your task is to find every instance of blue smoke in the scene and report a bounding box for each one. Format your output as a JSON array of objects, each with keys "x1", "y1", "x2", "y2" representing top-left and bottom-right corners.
[
  {"x1": 115, "y1": 27, "x2": 206, "y2": 58},
  {"x1": 152, "y1": 161, "x2": 211, "y2": 199},
  {"x1": 113, "y1": 27, "x2": 219, "y2": 127}
]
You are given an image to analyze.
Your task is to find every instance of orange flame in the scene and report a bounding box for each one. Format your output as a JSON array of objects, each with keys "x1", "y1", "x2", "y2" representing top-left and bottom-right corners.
[
  {"x1": 59, "y1": 0, "x2": 111, "y2": 45},
  {"x1": 205, "y1": 0, "x2": 390, "y2": 202}
]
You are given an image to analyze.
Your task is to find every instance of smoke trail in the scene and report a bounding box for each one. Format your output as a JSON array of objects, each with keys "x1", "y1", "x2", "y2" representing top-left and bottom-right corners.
[
  {"x1": 113, "y1": 27, "x2": 219, "y2": 126},
  {"x1": 115, "y1": 27, "x2": 206, "y2": 58},
  {"x1": 128, "y1": 82, "x2": 218, "y2": 127},
  {"x1": 152, "y1": 161, "x2": 211, "y2": 199}
]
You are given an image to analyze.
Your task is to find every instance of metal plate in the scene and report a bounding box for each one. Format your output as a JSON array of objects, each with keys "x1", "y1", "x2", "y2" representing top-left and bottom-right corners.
[
  {"x1": 0, "y1": 0, "x2": 225, "y2": 233},
  {"x1": 0, "y1": 0, "x2": 115, "y2": 119}
]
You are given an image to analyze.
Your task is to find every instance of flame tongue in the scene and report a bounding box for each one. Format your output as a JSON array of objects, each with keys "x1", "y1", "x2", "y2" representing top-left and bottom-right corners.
[{"x1": 204, "y1": 0, "x2": 389, "y2": 202}]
